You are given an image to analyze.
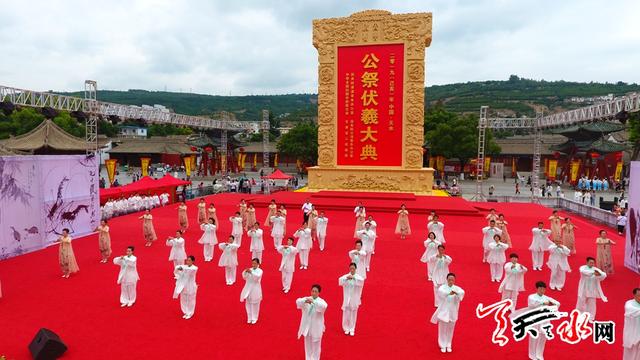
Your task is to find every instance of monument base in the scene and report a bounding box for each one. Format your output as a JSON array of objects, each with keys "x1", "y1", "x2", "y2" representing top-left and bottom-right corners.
[{"x1": 307, "y1": 166, "x2": 434, "y2": 195}]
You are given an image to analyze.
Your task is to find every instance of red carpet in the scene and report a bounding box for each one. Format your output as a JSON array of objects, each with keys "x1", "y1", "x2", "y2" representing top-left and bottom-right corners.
[{"x1": 0, "y1": 192, "x2": 636, "y2": 359}]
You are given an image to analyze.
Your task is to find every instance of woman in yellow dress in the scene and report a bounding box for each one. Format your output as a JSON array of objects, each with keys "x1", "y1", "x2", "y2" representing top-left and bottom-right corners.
[
  {"x1": 139, "y1": 209, "x2": 157, "y2": 246},
  {"x1": 95, "y1": 220, "x2": 112, "y2": 263},
  {"x1": 561, "y1": 217, "x2": 577, "y2": 254},
  {"x1": 264, "y1": 199, "x2": 277, "y2": 227},
  {"x1": 245, "y1": 203, "x2": 257, "y2": 230},
  {"x1": 178, "y1": 201, "x2": 189, "y2": 232},
  {"x1": 239, "y1": 199, "x2": 248, "y2": 229},
  {"x1": 57, "y1": 228, "x2": 79, "y2": 278},
  {"x1": 548, "y1": 210, "x2": 562, "y2": 242},
  {"x1": 197, "y1": 198, "x2": 207, "y2": 224},
  {"x1": 308, "y1": 206, "x2": 319, "y2": 241},
  {"x1": 496, "y1": 214, "x2": 511, "y2": 247},
  {"x1": 395, "y1": 204, "x2": 411, "y2": 239},
  {"x1": 595, "y1": 229, "x2": 616, "y2": 274},
  {"x1": 207, "y1": 203, "x2": 219, "y2": 226}
]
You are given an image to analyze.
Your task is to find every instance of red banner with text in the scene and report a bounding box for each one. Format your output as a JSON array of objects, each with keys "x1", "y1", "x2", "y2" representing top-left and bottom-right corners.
[{"x1": 337, "y1": 44, "x2": 404, "y2": 166}]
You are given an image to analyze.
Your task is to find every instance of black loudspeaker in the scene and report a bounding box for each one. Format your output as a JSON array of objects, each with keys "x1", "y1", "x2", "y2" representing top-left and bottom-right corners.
[{"x1": 28, "y1": 328, "x2": 67, "y2": 360}]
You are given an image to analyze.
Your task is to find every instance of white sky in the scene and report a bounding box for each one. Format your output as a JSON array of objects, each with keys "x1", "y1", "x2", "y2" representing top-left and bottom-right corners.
[{"x1": 1, "y1": 0, "x2": 638, "y2": 95}]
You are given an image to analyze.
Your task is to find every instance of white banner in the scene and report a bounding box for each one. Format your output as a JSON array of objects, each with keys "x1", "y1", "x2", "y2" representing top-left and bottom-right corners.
[
  {"x1": 625, "y1": 161, "x2": 640, "y2": 274},
  {"x1": 0, "y1": 155, "x2": 99, "y2": 260}
]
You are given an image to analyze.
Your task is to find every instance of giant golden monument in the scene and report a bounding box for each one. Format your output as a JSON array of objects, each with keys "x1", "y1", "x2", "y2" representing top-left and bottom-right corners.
[{"x1": 307, "y1": 10, "x2": 435, "y2": 194}]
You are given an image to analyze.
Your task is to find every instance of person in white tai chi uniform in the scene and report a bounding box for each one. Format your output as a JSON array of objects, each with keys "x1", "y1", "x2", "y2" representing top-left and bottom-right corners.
[
  {"x1": 296, "y1": 284, "x2": 328, "y2": 360},
  {"x1": 348, "y1": 240, "x2": 367, "y2": 281},
  {"x1": 429, "y1": 245, "x2": 452, "y2": 307},
  {"x1": 315, "y1": 211, "x2": 329, "y2": 251},
  {"x1": 270, "y1": 211, "x2": 286, "y2": 249},
  {"x1": 240, "y1": 258, "x2": 263, "y2": 324},
  {"x1": 530, "y1": 222, "x2": 553, "y2": 271},
  {"x1": 420, "y1": 232, "x2": 441, "y2": 281},
  {"x1": 576, "y1": 257, "x2": 607, "y2": 320},
  {"x1": 520, "y1": 281, "x2": 560, "y2": 360},
  {"x1": 498, "y1": 253, "x2": 527, "y2": 310},
  {"x1": 339, "y1": 263, "x2": 365, "y2": 336},
  {"x1": 229, "y1": 212, "x2": 244, "y2": 246},
  {"x1": 166, "y1": 230, "x2": 187, "y2": 272},
  {"x1": 294, "y1": 222, "x2": 313, "y2": 270},
  {"x1": 487, "y1": 234, "x2": 509, "y2": 282},
  {"x1": 623, "y1": 288, "x2": 640, "y2": 360},
  {"x1": 173, "y1": 255, "x2": 198, "y2": 319},
  {"x1": 427, "y1": 214, "x2": 446, "y2": 244},
  {"x1": 481, "y1": 220, "x2": 502, "y2": 263},
  {"x1": 113, "y1": 246, "x2": 139, "y2": 307},
  {"x1": 547, "y1": 239, "x2": 571, "y2": 290},
  {"x1": 356, "y1": 222, "x2": 376, "y2": 271},
  {"x1": 277, "y1": 237, "x2": 298, "y2": 293},
  {"x1": 366, "y1": 215, "x2": 378, "y2": 254},
  {"x1": 218, "y1": 235, "x2": 240, "y2": 285},
  {"x1": 247, "y1": 222, "x2": 264, "y2": 262},
  {"x1": 430, "y1": 273, "x2": 465, "y2": 353},
  {"x1": 197, "y1": 218, "x2": 218, "y2": 262}
]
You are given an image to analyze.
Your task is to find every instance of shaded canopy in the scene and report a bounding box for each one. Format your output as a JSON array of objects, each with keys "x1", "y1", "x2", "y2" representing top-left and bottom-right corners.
[
  {"x1": 100, "y1": 174, "x2": 191, "y2": 203},
  {"x1": 1, "y1": 119, "x2": 87, "y2": 153},
  {"x1": 264, "y1": 169, "x2": 292, "y2": 179}
]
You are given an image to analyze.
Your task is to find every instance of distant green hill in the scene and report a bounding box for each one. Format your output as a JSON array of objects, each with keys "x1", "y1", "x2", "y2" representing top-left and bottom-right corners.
[{"x1": 62, "y1": 76, "x2": 640, "y2": 121}]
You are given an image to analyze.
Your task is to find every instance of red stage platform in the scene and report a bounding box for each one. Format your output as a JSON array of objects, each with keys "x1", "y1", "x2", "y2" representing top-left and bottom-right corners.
[
  {"x1": 0, "y1": 191, "x2": 632, "y2": 359},
  {"x1": 247, "y1": 190, "x2": 480, "y2": 217}
]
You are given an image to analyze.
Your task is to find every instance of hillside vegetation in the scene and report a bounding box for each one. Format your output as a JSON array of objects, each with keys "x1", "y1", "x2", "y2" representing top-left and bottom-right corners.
[{"x1": 61, "y1": 75, "x2": 640, "y2": 120}]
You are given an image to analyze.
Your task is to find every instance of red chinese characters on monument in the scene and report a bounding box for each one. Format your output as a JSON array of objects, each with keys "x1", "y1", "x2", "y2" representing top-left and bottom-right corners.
[{"x1": 337, "y1": 44, "x2": 404, "y2": 166}]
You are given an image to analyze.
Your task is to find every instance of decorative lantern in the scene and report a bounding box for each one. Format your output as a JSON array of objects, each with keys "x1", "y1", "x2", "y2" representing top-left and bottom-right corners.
[
  {"x1": 590, "y1": 152, "x2": 600, "y2": 159},
  {"x1": 190, "y1": 146, "x2": 197, "y2": 152}
]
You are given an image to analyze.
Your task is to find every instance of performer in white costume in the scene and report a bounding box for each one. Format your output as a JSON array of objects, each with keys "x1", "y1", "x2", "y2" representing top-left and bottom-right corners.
[
  {"x1": 356, "y1": 222, "x2": 376, "y2": 271},
  {"x1": 498, "y1": 253, "x2": 527, "y2": 310},
  {"x1": 277, "y1": 237, "x2": 298, "y2": 293},
  {"x1": 481, "y1": 220, "x2": 502, "y2": 263},
  {"x1": 113, "y1": 246, "x2": 139, "y2": 307},
  {"x1": 173, "y1": 255, "x2": 198, "y2": 319},
  {"x1": 315, "y1": 211, "x2": 329, "y2": 251},
  {"x1": 520, "y1": 281, "x2": 560, "y2": 360},
  {"x1": 427, "y1": 214, "x2": 446, "y2": 244},
  {"x1": 547, "y1": 239, "x2": 571, "y2": 290},
  {"x1": 366, "y1": 215, "x2": 378, "y2": 254},
  {"x1": 197, "y1": 218, "x2": 218, "y2": 262},
  {"x1": 270, "y1": 211, "x2": 286, "y2": 249},
  {"x1": 229, "y1": 212, "x2": 244, "y2": 246},
  {"x1": 348, "y1": 240, "x2": 367, "y2": 280},
  {"x1": 296, "y1": 284, "x2": 328, "y2": 360},
  {"x1": 623, "y1": 288, "x2": 640, "y2": 360},
  {"x1": 420, "y1": 232, "x2": 441, "y2": 281},
  {"x1": 247, "y1": 222, "x2": 264, "y2": 262},
  {"x1": 430, "y1": 273, "x2": 465, "y2": 353},
  {"x1": 240, "y1": 258, "x2": 263, "y2": 324},
  {"x1": 576, "y1": 257, "x2": 608, "y2": 319},
  {"x1": 294, "y1": 223, "x2": 313, "y2": 270},
  {"x1": 218, "y1": 236, "x2": 240, "y2": 285},
  {"x1": 487, "y1": 234, "x2": 509, "y2": 282},
  {"x1": 166, "y1": 230, "x2": 187, "y2": 271},
  {"x1": 429, "y1": 245, "x2": 452, "y2": 307},
  {"x1": 530, "y1": 222, "x2": 553, "y2": 271},
  {"x1": 339, "y1": 263, "x2": 365, "y2": 336}
]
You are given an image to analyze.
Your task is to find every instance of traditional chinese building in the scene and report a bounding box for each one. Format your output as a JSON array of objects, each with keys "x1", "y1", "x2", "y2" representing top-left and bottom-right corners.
[
  {"x1": 549, "y1": 122, "x2": 627, "y2": 182},
  {"x1": 0, "y1": 119, "x2": 89, "y2": 154}
]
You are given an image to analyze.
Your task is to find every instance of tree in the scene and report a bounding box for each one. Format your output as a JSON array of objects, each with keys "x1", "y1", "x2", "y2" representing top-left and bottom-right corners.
[
  {"x1": 425, "y1": 110, "x2": 501, "y2": 168},
  {"x1": 269, "y1": 111, "x2": 281, "y2": 137},
  {"x1": 276, "y1": 122, "x2": 318, "y2": 165}
]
